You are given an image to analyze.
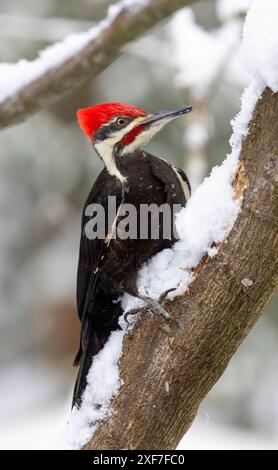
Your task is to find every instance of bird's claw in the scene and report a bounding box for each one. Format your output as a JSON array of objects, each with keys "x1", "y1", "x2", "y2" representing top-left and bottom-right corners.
[
  {"x1": 140, "y1": 297, "x2": 171, "y2": 320},
  {"x1": 123, "y1": 287, "x2": 179, "y2": 329},
  {"x1": 158, "y1": 287, "x2": 176, "y2": 302}
]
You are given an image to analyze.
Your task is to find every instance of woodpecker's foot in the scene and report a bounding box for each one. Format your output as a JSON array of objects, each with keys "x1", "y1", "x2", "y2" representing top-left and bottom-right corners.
[
  {"x1": 139, "y1": 296, "x2": 172, "y2": 320},
  {"x1": 158, "y1": 287, "x2": 177, "y2": 301},
  {"x1": 123, "y1": 303, "x2": 149, "y2": 323},
  {"x1": 123, "y1": 288, "x2": 179, "y2": 329}
]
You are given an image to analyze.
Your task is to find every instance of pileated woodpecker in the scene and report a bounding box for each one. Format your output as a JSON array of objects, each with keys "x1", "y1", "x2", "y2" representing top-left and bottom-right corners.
[{"x1": 73, "y1": 102, "x2": 192, "y2": 407}]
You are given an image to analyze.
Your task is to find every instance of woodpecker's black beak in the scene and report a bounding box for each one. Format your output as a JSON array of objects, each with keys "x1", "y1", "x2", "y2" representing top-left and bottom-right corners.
[{"x1": 139, "y1": 105, "x2": 192, "y2": 127}]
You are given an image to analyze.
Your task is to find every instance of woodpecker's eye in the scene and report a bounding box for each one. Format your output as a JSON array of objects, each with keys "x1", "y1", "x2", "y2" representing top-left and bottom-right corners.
[{"x1": 116, "y1": 117, "x2": 127, "y2": 127}]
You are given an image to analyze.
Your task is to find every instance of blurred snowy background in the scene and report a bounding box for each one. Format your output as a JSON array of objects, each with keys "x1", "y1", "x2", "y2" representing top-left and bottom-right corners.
[{"x1": 0, "y1": 0, "x2": 277, "y2": 450}]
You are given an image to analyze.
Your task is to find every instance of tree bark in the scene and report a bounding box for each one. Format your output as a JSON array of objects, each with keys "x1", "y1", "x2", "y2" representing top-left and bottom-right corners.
[
  {"x1": 0, "y1": 0, "x2": 198, "y2": 130},
  {"x1": 84, "y1": 87, "x2": 278, "y2": 450}
]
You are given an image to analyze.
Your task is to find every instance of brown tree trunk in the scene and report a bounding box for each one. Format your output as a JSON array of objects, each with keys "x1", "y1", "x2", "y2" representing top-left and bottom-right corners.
[{"x1": 84, "y1": 87, "x2": 278, "y2": 450}]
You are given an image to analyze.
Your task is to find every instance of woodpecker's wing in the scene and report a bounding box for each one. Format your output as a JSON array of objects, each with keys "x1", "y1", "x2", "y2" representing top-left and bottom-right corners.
[
  {"x1": 75, "y1": 169, "x2": 123, "y2": 362},
  {"x1": 77, "y1": 169, "x2": 122, "y2": 319}
]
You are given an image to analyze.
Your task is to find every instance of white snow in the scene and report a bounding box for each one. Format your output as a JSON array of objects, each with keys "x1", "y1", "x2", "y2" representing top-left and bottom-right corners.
[
  {"x1": 208, "y1": 246, "x2": 219, "y2": 258},
  {"x1": 64, "y1": 0, "x2": 278, "y2": 450},
  {"x1": 0, "y1": 0, "x2": 149, "y2": 103},
  {"x1": 169, "y1": 8, "x2": 242, "y2": 100},
  {"x1": 240, "y1": 0, "x2": 278, "y2": 92},
  {"x1": 241, "y1": 278, "x2": 253, "y2": 287},
  {"x1": 133, "y1": 76, "x2": 267, "y2": 302},
  {"x1": 0, "y1": 26, "x2": 99, "y2": 103},
  {"x1": 64, "y1": 330, "x2": 124, "y2": 450},
  {"x1": 217, "y1": 0, "x2": 252, "y2": 20},
  {"x1": 116, "y1": 0, "x2": 149, "y2": 13}
]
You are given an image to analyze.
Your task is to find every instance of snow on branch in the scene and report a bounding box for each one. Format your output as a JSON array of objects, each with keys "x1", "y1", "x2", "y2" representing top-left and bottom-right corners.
[
  {"x1": 61, "y1": 0, "x2": 278, "y2": 451},
  {"x1": 0, "y1": 0, "x2": 198, "y2": 129},
  {"x1": 240, "y1": 0, "x2": 278, "y2": 92},
  {"x1": 217, "y1": 0, "x2": 252, "y2": 21}
]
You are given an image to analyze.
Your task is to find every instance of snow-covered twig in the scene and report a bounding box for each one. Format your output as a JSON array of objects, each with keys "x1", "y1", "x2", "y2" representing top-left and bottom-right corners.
[{"x1": 0, "y1": 0, "x2": 198, "y2": 129}]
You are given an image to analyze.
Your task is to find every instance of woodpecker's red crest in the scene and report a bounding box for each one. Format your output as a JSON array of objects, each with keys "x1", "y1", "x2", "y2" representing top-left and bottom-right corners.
[{"x1": 77, "y1": 102, "x2": 146, "y2": 140}]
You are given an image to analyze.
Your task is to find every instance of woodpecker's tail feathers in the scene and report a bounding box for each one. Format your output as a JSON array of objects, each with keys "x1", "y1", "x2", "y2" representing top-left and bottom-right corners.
[
  {"x1": 72, "y1": 328, "x2": 111, "y2": 409},
  {"x1": 72, "y1": 293, "x2": 123, "y2": 409}
]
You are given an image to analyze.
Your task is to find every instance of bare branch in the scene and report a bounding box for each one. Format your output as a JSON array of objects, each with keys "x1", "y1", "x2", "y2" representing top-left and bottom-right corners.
[
  {"x1": 84, "y1": 88, "x2": 278, "y2": 450},
  {"x1": 0, "y1": 0, "x2": 198, "y2": 130}
]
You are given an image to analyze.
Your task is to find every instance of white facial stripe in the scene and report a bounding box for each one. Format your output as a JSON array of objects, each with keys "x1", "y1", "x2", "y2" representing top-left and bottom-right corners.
[
  {"x1": 94, "y1": 118, "x2": 143, "y2": 182},
  {"x1": 94, "y1": 140, "x2": 126, "y2": 182}
]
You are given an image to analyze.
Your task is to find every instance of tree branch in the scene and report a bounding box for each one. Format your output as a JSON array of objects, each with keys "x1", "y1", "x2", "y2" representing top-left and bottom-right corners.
[
  {"x1": 83, "y1": 87, "x2": 278, "y2": 450},
  {"x1": 0, "y1": 0, "x2": 197, "y2": 130}
]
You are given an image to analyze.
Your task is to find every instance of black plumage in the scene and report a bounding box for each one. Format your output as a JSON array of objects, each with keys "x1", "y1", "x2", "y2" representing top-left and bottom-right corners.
[{"x1": 72, "y1": 150, "x2": 190, "y2": 408}]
